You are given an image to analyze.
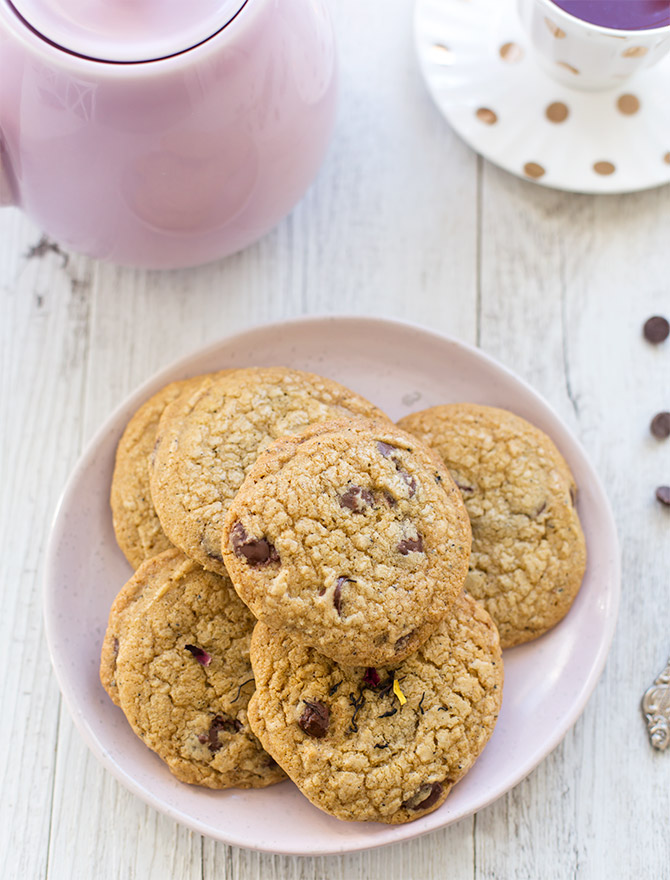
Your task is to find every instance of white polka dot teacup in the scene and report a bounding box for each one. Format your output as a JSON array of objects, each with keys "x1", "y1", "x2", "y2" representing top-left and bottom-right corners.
[{"x1": 518, "y1": 0, "x2": 670, "y2": 90}]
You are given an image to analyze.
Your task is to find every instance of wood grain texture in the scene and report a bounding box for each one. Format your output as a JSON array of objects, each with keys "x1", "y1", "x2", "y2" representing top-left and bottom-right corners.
[{"x1": 1, "y1": 0, "x2": 669, "y2": 876}]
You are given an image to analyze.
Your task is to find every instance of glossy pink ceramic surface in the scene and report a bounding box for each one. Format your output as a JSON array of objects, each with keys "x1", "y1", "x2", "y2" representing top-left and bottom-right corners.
[
  {"x1": 0, "y1": 0, "x2": 337, "y2": 267},
  {"x1": 10, "y1": 0, "x2": 248, "y2": 61}
]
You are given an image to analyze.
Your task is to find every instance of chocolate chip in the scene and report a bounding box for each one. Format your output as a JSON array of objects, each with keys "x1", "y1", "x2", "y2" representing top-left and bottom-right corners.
[
  {"x1": 535, "y1": 501, "x2": 547, "y2": 517},
  {"x1": 333, "y1": 577, "x2": 347, "y2": 615},
  {"x1": 399, "y1": 470, "x2": 417, "y2": 497},
  {"x1": 200, "y1": 715, "x2": 242, "y2": 752},
  {"x1": 230, "y1": 522, "x2": 279, "y2": 566},
  {"x1": 112, "y1": 637, "x2": 119, "y2": 655},
  {"x1": 377, "y1": 441, "x2": 398, "y2": 457},
  {"x1": 377, "y1": 443, "x2": 417, "y2": 496},
  {"x1": 455, "y1": 482, "x2": 474, "y2": 493},
  {"x1": 298, "y1": 700, "x2": 329, "y2": 738},
  {"x1": 394, "y1": 631, "x2": 415, "y2": 653},
  {"x1": 656, "y1": 486, "x2": 670, "y2": 505},
  {"x1": 382, "y1": 492, "x2": 397, "y2": 508},
  {"x1": 398, "y1": 534, "x2": 424, "y2": 555},
  {"x1": 403, "y1": 781, "x2": 444, "y2": 811},
  {"x1": 184, "y1": 644, "x2": 212, "y2": 666},
  {"x1": 651, "y1": 412, "x2": 670, "y2": 439},
  {"x1": 643, "y1": 315, "x2": 669, "y2": 344},
  {"x1": 339, "y1": 485, "x2": 374, "y2": 512}
]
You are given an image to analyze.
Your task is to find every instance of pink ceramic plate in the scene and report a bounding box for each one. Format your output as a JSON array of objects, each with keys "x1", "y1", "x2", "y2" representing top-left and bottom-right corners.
[{"x1": 44, "y1": 316, "x2": 620, "y2": 855}]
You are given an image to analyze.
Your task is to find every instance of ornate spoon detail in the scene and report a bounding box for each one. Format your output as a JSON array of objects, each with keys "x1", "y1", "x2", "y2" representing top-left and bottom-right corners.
[{"x1": 642, "y1": 657, "x2": 670, "y2": 750}]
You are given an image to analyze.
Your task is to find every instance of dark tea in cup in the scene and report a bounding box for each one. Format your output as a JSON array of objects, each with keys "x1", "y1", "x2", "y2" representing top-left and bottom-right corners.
[{"x1": 550, "y1": 1, "x2": 670, "y2": 30}]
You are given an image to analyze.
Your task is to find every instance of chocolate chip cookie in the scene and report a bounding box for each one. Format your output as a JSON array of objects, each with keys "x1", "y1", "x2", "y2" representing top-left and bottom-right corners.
[
  {"x1": 100, "y1": 559, "x2": 159, "y2": 706},
  {"x1": 397, "y1": 404, "x2": 586, "y2": 648},
  {"x1": 111, "y1": 375, "x2": 209, "y2": 568},
  {"x1": 221, "y1": 418, "x2": 472, "y2": 667},
  {"x1": 109, "y1": 548, "x2": 285, "y2": 789},
  {"x1": 149, "y1": 368, "x2": 390, "y2": 576},
  {"x1": 247, "y1": 591, "x2": 503, "y2": 824}
]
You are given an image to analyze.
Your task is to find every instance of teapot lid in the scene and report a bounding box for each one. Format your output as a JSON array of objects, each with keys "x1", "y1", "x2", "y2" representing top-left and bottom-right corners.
[{"x1": 11, "y1": 0, "x2": 248, "y2": 61}]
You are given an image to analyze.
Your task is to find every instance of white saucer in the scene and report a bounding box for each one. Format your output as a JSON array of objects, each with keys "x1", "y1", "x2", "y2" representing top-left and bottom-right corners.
[
  {"x1": 44, "y1": 317, "x2": 620, "y2": 854},
  {"x1": 414, "y1": 0, "x2": 670, "y2": 194}
]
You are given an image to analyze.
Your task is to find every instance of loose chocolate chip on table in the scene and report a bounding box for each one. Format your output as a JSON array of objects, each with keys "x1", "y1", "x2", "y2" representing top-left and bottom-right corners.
[
  {"x1": 656, "y1": 486, "x2": 670, "y2": 506},
  {"x1": 651, "y1": 412, "x2": 670, "y2": 439},
  {"x1": 298, "y1": 700, "x2": 330, "y2": 738},
  {"x1": 230, "y1": 522, "x2": 279, "y2": 566},
  {"x1": 403, "y1": 781, "x2": 444, "y2": 811},
  {"x1": 643, "y1": 315, "x2": 670, "y2": 344},
  {"x1": 184, "y1": 644, "x2": 212, "y2": 666}
]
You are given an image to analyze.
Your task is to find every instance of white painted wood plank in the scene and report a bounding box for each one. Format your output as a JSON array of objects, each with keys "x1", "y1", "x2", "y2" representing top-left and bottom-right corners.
[
  {"x1": 0, "y1": 207, "x2": 93, "y2": 880},
  {"x1": 476, "y1": 163, "x2": 670, "y2": 880}
]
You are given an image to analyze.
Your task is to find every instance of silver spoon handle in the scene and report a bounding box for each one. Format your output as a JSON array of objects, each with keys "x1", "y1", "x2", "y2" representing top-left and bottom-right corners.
[{"x1": 642, "y1": 658, "x2": 670, "y2": 750}]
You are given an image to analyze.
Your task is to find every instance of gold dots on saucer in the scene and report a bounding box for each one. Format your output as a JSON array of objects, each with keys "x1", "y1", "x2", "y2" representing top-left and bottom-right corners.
[
  {"x1": 524, "y1": 162, "x2": 546, "y2": 179},
  {"x1": 546, "y1": 102, "x2": 569, "y2": 123},
  {"x1": 476, "y1": 107, "x2": 498, "y2": 125},
  {"x1": 556, "y1": 61, "x2": 580, "y2": 75},
  {"x1": 594, "y1": 161, "x2": 616, "y2": 176},
  {"x1": 545, "y1": 17, "x2": 566, "y2": 38},
  {"x1": 665, "y1": 153, "x2": 670, "y2": 165},
  {"x1": 499, "y1": 42, "x2": 523, "y2": 63},
  {"x1": 429, "y1": 43, "x2": 455, "y2": 65},
  {"x1": 617, "y1": 94, "x2": 640, "y2": 115},
  {"x1": 622, "y1": 46, "x2": 648, "y2": 58}
]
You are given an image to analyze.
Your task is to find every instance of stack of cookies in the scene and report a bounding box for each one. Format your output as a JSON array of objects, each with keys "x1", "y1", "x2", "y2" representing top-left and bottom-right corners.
[{"x1": 102, "y1": 367, "x2": 585, "y2": 824}]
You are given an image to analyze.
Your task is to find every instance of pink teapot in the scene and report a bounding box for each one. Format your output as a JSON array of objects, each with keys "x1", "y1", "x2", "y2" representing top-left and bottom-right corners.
[{"x1": 0, "y1": 0, "x2": 337, "y2": 268}]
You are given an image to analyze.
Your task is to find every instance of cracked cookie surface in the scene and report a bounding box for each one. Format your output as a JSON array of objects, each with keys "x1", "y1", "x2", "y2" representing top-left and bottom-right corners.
[
  {"x1": 111, "y1": 375, "x2": 208, "y2": 568},
  {"x1": 150, "y1": 368, "x2": 389, "y2": 576},
  {"x1": 398, "y1": 404, "x2": 586, "y2": 648},
  {"x1": 112, "y1": 548, "x2": 285, "y2": 789},
  {"x1": 247, "y1": 592, "x2": 503, "y2": 824},
  {"x1": 222, "y1": 419, "x2": 471, "y2": 667}
]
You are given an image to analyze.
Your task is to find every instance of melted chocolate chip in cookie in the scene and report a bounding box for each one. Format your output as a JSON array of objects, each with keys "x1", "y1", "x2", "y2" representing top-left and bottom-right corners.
[
  {"x1": 333, "y1": 576, "x2": 351, "y2": 616},
  {"x1": 403, "y1": 781, "x2": 443, "y2": 811},
  {"x1": 377, "y1": 441, "x2": 417, "y2": 496},
  {"x1": 397, "y1": 535, "x2": 424, "y2": 555},
  {"x1": 339, "y1": 485, "x2": 374, "y2": 513},
  {"x1": 199, "y1": 715, "x2": 242, "y2": 752},
  {"x1": 298, "y1": 700, "x2": 330, "y2": 738},
  {"x1": 230, "y1": 522, "x2": 279, "y2": 566},
  {"x1": 394, "y1": 630, "x2": 416, "y2": 653}
]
